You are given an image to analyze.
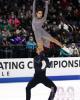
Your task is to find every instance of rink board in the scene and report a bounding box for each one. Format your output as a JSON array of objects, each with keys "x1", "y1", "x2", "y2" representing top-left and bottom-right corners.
[{"x1": 0, "y1": 57, "x2": 80, "y2": 83}]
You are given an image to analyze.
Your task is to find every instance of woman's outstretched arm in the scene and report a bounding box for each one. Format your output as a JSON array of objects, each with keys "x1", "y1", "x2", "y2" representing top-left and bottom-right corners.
[
  {"x1": 42, "y1": 0, "x2": 49, "y2": 21},
  {"x1": 32, "y1": 0, "x2": 36, "y2": 17}
]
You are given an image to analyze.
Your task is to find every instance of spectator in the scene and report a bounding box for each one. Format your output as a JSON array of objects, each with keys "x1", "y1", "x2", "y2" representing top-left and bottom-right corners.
[
  {"x1": 2, "y1": 37, "x2": 9, "y2": 47},
  {"x1": 60, "y1": 0, "x2": 70, "y2": 10},
  {"x1": 0, "y1": 29, "x2": 3, "y2": 44},
  {"x1": 10, "y1": 34, "x2": 25, "y2": 45},
  {"x1": 60, "y1": 44, "x2": 71, "y2": 57},
  {"x1": 69, "y1": 43, "x2": 79, "y2": 57},
  {"x1": 26, "y1": 36, "x2": 37, "y2": 57},
  {"x1": 58, "y1": 21, "x2": 69, "y2": 32},
  {"x1": 8, "y1": 13, "x2": 21, "y2": 28}
]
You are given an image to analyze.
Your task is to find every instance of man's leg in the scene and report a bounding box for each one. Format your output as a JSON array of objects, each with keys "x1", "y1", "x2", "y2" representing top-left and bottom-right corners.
[
  {"x1": 26, "y1": 77, "x2": 39, "y2": 100},
  {"x1": 48, "y1": 86, "x2": 57, "y2": 100},
  {"x1": 42, "y1": 76, "x2": 57, "y2": 100}
]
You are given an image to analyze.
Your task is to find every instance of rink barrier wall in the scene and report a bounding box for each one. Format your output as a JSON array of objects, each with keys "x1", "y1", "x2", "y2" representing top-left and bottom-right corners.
[{"x1": 0, "y1": 57, "x2": 80, "y2": 83}]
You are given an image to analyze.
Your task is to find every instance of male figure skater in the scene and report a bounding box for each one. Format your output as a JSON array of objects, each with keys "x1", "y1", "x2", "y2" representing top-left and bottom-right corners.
[
  {"x1": 26, "y1": 55, "x2": 57, "y2": 100},
  {"x1": 32, "y1": 0, "x2": 71, "y2": 56}
]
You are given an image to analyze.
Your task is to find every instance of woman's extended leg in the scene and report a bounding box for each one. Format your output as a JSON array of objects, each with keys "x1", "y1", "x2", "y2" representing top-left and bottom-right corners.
[{"x1": 42, "y1": 30, "x2": 63, "y2": 48}]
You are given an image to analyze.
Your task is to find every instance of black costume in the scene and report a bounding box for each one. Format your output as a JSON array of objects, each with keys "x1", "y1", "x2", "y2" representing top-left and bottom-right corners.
[{"x1": 26, "y1": 52, "x2": 57, "y2": 100}]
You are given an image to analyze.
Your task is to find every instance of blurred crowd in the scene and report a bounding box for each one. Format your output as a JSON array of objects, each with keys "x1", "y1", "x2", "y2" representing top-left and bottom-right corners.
[{"x1": 0, "y1": 0, "x2": 80, "y2": 58}]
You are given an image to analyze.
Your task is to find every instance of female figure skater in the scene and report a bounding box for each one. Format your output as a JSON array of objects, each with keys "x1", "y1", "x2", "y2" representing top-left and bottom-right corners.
[{"x1": 32, "y1": 0, "x2": 71, "y2": 55}]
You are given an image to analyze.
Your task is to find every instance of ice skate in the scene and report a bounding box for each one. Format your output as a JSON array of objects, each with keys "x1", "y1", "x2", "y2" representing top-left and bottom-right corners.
[{"x1": 61, "y1": 46, "x2": 72, "y2": 56}]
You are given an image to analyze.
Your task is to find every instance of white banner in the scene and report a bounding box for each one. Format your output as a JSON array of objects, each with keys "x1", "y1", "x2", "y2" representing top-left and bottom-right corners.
[{"x1": 0, "y1": 57, "x2": 80, "y2": 82}]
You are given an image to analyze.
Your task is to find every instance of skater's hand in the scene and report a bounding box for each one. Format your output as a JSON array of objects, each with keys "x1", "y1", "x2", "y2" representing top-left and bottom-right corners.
[{"x1": 44, "y1": 0, "x2": 50, "y2": 4}]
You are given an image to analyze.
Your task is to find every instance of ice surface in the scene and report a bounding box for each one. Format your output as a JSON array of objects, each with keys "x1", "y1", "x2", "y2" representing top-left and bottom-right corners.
[{"x1": 0, "y1": 81, "x2": 79, "y2": 100}]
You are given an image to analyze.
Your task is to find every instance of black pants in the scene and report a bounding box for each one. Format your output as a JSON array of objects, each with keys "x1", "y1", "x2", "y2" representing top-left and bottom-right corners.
[{"x1": 26, "y1": 74, "x2": 57, "y2": 100}]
